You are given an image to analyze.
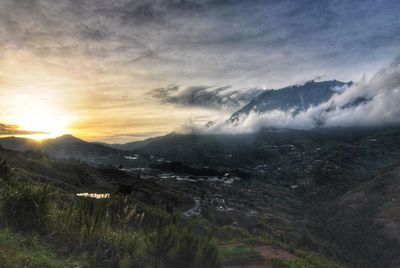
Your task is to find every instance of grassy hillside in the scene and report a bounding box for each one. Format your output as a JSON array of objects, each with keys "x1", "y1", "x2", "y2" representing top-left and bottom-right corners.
[
  {"x1": 0, "y1": 155, "x2": 221, "y2": 267},
  {"x1": 312, "y1": 163, "x2": 400, "y2": 268}
]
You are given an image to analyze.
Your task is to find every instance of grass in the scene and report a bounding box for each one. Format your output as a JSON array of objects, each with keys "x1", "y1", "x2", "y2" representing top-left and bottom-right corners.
[
  {"x1": 0, "y1": 181, "x2": 51, "y2": 233},
  {"x1": 219, "y1": 245, "x2": 265, "y2": 266},
  {"x1": 214, "y1": 225, "x2": 270, "y2": 245},
  {"x1": 270, "y1": 251, "x2": 344, "y2": 268},
  {"x1": 0, "y1": 229, "x2": 79, "y2": 268},
  {"x1": 219, "y1": 245, "x2": 259, "y2": 257},
  {"x1": 0, "y1": 159, "x2": 222, "y2": 268}
]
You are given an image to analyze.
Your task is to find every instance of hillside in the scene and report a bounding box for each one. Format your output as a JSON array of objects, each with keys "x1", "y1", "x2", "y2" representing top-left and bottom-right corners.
[
  {"x1": 0, "y1": 135, "x2": 150, "y2": 168},
  {"x1": 1, "y1": 127, "x2": 400, "y2": 267},
  {"x1": 101, "y1": 126, "x2": 400, "y2": 267}
]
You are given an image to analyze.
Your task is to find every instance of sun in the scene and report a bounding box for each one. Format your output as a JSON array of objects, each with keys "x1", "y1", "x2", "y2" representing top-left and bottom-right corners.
[
  {"x1": 3, "y1": 91, "x2": 75, "y2": 141},
  {"x1": 18, "y1": 113, "x2": 72, "y2": 140},
  {"x1": 16, "y1": 112, "x2": 70, "y2": 140},
  {"x1": 14, "y1": 112, "x2": 73, "y2": 141}
]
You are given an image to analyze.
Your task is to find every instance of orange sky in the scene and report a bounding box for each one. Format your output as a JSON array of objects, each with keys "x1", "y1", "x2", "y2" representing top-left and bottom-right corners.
[{"x1": 0, "y1": 49, "x2": 220, "y2": 142}]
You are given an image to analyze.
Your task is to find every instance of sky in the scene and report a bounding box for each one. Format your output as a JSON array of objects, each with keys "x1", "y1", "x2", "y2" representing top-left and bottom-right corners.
[{"x1": 0, "y1": 0, "x2": 399, "y2": 142}]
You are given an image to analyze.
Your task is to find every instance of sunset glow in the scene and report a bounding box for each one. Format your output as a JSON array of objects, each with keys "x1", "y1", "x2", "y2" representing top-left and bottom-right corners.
[
  {"x1": 0, "y1": 0, "x2": 398, "y2": 143},
  {"x1": 1, "y1": 91, "x2": 74, "y2": 140},
  {"x1": 14, "y1": 112, "x2": 72, "y2": 140}
]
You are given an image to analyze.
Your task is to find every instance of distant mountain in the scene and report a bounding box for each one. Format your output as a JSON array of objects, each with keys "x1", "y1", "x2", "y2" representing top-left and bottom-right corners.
[
  {"x1": 109, "y1": 127, "x2": 398, "y2": 167},
  {"x1": 102, "y1": 129, "x2": 317, "y2": 164},
  {"x1": 45, "y1": 135, "x2": 125, "y2": 160},
  {"x1": 0, "y1": 134, "x2": 118, "y2": 159},
  {"x1": 105, "y1": 137, "x2": 158, "y2": 151},
  {"x1": 227, "y1": 80, "x2": 352, "y2": 125},
  {"x1": 0, "y1": 135, "x2": 152, "y2": 169}
]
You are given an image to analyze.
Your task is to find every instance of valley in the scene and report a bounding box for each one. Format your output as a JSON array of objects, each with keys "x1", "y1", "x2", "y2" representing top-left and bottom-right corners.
[{"x1": 1, "y1": 127, "x2": 399, "y2": 267}]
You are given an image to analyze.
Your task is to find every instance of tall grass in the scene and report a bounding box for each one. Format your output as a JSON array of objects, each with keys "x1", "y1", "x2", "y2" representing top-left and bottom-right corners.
[
  {"x1": 0, "y1": 181, "x2": 51, "y2": 233},
  {"x1": 0, "y1": 158, "x2": 221, "y2": 267}
]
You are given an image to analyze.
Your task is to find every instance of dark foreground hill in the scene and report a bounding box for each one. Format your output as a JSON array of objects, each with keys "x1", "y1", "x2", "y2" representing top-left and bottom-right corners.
[{"x1": 0, "y1": 145, "x2": 222, "y2": 267}]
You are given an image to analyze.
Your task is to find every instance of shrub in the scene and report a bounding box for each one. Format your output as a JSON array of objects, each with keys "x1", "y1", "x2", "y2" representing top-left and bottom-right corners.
[
  {"x1": 0, "y1": 169, "x2": 222, "y2": 268},
  {"x1": 0, "y1": 158, "x2": 13, "y2": 181},
  {"x1": 0, "y1": 182, "x2": 51, "y2": 234}
]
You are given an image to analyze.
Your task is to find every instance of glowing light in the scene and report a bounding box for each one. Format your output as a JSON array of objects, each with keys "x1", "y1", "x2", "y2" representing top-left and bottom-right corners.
[
  {"x1": 76, "y1": 193, "x2": 111, "y2": 199},
  {"x1": 5, "y1": 92, "x2": 74, "y2": 140}
]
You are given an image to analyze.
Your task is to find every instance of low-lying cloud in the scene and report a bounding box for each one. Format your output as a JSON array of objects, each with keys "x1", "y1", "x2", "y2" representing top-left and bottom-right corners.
[
  {"x1": 188, "y1": 57, "x2": 400, "y2": 134},
  {"x1": 0, "y1": 123, "x2": 46, "y2": 135},
  {"x1": 149, "y1": 85, "x2": 263, "y2": 111}
]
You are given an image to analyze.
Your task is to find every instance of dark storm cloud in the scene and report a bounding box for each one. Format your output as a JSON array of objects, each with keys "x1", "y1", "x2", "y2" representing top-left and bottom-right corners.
[
  {"x1": 0, "y1": 124, "x2": 47, "y2": 135},
  {"x1": 0, "y1": 0, "x2": 399, "y2": 95},
  {"x1": 149, "y1": 85, "x2": 263, "y2": 111}
]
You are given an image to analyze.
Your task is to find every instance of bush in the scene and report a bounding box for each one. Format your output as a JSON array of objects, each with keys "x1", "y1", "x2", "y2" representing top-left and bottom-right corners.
[
  {"x1": 0, "y1": 228, "x2": 78, "y2": 268},
  {"x1": 0, "y1": 182, "x2": 51, "y2": 234},
  {"x1": 0, "y1": 164, "x2": 222, "y2": 268},
  {"x1": 270, "y1": 251, "x2": 343, "y2": 268},
  {"x1": 0, "y1": 158, "x2": 13, "y2": 181},
  {"x1": 47, "y1": 195, "x2": 222, "y2": 267}
]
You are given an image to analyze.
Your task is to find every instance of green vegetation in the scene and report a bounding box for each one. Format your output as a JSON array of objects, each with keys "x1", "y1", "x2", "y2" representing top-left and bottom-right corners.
[
  {"x1": 0, "y1": 158, "x2": 221, "y2": 268},
  {"x1": 271, "y1": 252, "x2": 343, "y2": 268},
  {"x1": 0, "y1": 229, "x2": 79, "y2": 268},
  {"x1": 219, "y1": 245, "x2": 264, "y2": 266},
  {"x1": 219, "y1": 245, "x2": 259, "y2": 258}
]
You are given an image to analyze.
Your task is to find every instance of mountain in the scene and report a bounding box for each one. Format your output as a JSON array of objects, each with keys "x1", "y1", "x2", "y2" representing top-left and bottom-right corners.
[
  {"x1": 227, "y1": 80, "x2": 352, "y2": 125},
  {"x1": 0, "y1": 135, "x2": 117, "y2": 159},
  {"x1": 42, "y1": 134, "x2": 120, "y2": 159},
  {"x1": 106, "y1": 127, "x2": 398, "y2": 168},
  {"x1": 0, "y1": 134, "x2": 152, "y2": 168},
  {"x1": 104, "y1": 137, "x2": 158, "y2": 151}
]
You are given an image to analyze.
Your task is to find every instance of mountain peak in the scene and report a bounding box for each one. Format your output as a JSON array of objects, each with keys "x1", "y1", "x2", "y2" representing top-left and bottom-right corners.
[
  {"x1": 53, "y1": 134, "x2": 84, "y2": 143},
  {"x1": 227, "y1": 80, "x2": 351, "y2": 125}
]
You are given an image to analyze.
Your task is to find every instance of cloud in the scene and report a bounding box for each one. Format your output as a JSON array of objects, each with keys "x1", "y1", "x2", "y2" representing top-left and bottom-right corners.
[
  {"x1": 188, "y1": 57, "x2": 400, "y2": 134},
  {"x1": 149, "y1": 85, "x2": 263, "y2": 111},
  {"x1": 0, "y1": 123, "x2": 47, "y2": 135},
  {"x1": 1, "y1": 0, "x2": 399, "y2": 89},
  {"x1": 0, "y1": 0, "x2": 399, "y2": 142}
]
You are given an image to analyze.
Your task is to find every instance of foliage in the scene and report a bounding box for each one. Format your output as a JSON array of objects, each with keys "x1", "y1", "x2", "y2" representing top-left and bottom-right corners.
[
  {"x1": 0, "y1": 160, "x2": 222, "y2": 267},
  {"x1": 0, "y1": 228, "x2": 78, "y2": 268},
  {"x1": 270, "y1": 252, "x2": 344, "y2": 268},
  {"x1": 0, "y1": 181, "x2": 51, "y2": 233},
  {"x1": 219, "y1": 245, "x2": 264, "y2": 267}
]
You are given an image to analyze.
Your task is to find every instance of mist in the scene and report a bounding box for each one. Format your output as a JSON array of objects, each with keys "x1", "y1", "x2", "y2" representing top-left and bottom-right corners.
[{"x1": 187, "y1": 58, "x2": 400, "y2": 134}]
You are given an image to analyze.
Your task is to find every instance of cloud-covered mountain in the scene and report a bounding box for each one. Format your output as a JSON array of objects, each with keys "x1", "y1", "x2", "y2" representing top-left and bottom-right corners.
[
  {"x1": 189, "y1": 58, "x2": 400, "y2": 133},
  {"x1": 227, "y1": 80, "x2": 352, "y2": 124}
]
